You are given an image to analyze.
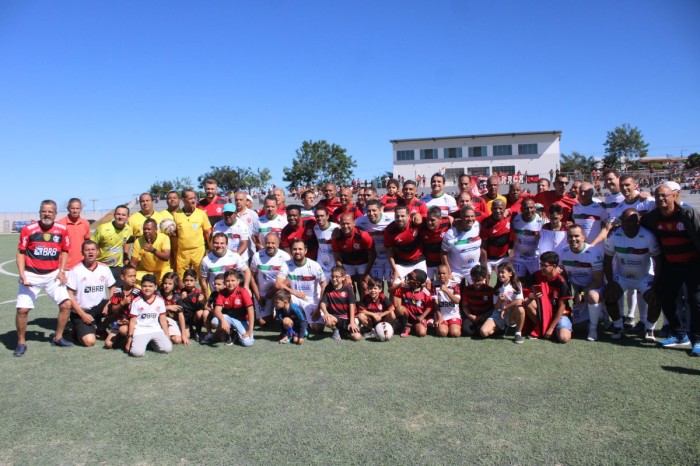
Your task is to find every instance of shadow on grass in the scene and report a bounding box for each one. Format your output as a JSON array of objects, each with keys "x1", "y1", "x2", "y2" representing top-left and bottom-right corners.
[
  {"x1": 29, "y1": 317, "x2": 58, "y2": 332},
  {"x1": 661, "y1": 366, "x2": 700, "y2": 376},
  {"x1": 0, "y1": 329, "x2": 50, "y2": 349}
]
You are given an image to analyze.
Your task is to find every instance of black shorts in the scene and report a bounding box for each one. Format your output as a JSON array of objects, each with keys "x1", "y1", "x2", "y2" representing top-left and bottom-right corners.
[
  {"x1": 70, "y1": 300, "x2": 108, "y2": 339},
  {"x1": 292, "y1": 320, "x2": 309, "y2": 338},
  {"x1": 109, "y1": 267, "x2": 123, "y2": 288}
]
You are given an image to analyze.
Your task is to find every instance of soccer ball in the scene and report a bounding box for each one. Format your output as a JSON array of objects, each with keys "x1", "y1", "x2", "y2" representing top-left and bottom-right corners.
[
  {"x1": 374, "y1": 322, "x2": 394, "y2": 342},
  {"x1": 159, "y1": 218, "x2": 176, "y2": 235}
]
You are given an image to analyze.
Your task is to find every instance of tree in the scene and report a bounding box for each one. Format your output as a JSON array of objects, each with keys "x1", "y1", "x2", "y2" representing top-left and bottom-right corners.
[
  {"x1": 197, "y1": 166, "x2": 271, "y2": 194},
  {"x1": 283, "y1": 140, "x2": 357, "y2": 189},
  {"x1": 149, "y1": 177, "x2": 194, "y2": 199},
  {"x1": 602, "y1": 124, "x2": 649, "y2": 171},
  {"x1": 560, "y1": 151, "x2": 597, "y2": 176},
  {"x1": 685, "y1": 153, "x2": 700, "y2": 169}
]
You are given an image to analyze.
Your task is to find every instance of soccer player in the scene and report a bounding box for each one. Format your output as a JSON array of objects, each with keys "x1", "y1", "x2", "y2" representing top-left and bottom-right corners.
[
  {"x1": 158, "y1": 190, "x2": 181, "y2": 221},
  {"x1": 315, "y1": 183, "x2": 342, "y2": 219},
  {"x1": 505, "y1": 182, "x2": 530, "y2": 217},
  {"x1": 457, "y1": 174, "x2": 487, "y2": 216},
  {"x1": 479, "y1": 199, "x2": 511, "y2": 276},
  {"x1": 314, "y1": 266, "x2": 361, "y2": 341},
  {"x1": 250, "y1": 233, "x2": 291, "y2": 326},
  {"x1": 441, "y1": 205, "x2": 484, "y2": 284},
  {"x1": 332, "y1": 187, "x2": 363, "y2": 223},
  {"x1": 274, "y1": 289, "x2": 308, "y2": 345},
  {"x1": 208, "y1": 270, "x2": 255, "y2": 347},
  {"x1": 126, "y1": 274, "x2": 173, "y2": 357},
  {"x1": 451, "y1": 191, "x2": 485, "y2": 222},
  {"x1": 104, "y1": 264, "x2": 140, "y2": 349},
  {"x1": 400, "y1": 180, "x2": 428, "y2": 218},
  {"x1": 199, "y1": 232, "x2": 250, "y2": 300},
  {"x1": 332, "y1": 213, "x2": 376, "y2": 297},
  {"x1": 280, "y1": 204, "x2": 318, "y2": 259},
  {"x1": 92, "y1": 204, "x2": 133, "y2": 286},
  {"x1": 610, "y1": 175, "x2": 656, "y2": 224},
  {"x1": 300, "y1": 189, "x2": 316, "y2": 220},
  {"x1": 57, "y1": 198, "x2": 91, "y2": 270},
  {"x1": 460, "y1": 265, "x2": 495, "y2": 337},
  {"x1": 534, "y1": 174, "x2": 577, "y2": 223},
  {"x1": 604, "y1": 209, "x2": 661, "y2": 341},
  {"x1": 572, "y1": 182, "x2": 609, "y2": 250},
  {"x1": 233, "y1": 190, "x2": 260, "y2": 259},
  {"x1": 211, "y1": 203, "x2": 250, "y2": 260},
  {"x1": 357, "y1": 278, "x2": 396, "y2": 332},
  {"x1": 524, "y1": 251, "x2": 574, "y2": 343},
  {"x1": 197, "y1": 178, "x2": 228, "y2": 226},
  {"x1": 393, "y1": 269, "x2": 432, "y2": 338},
  {"x1": 432, "y1": 265, "x2": 462, "y2": 338},
  {"x1": 479, "y1": 176, "x2": 507, "y2": 216},
  {"x1": 380, "y1": 178, "x2": 402, "y2": 219},
  {"x1": 173, "y1": 189, "x2": 212, "y2": 281},
  {"x1": 421, "y1": 173, "x2": 457, "y2": 218},
  {"x1": 559, "y1": 225, "x2": 605, "y2": 341},
  {"x1": 129, "y1": 193, "x2": 163, "y2": 239},
  {"x1": 252, "y1": 195, "x2": 287, "y2": 250},
  {"x1": 419, "y1": 206, "x2": 452, "y2": 280},
  {"x1": 313, "y1": 206, "x2": 339, "y2": 281},
  {"x1": 130, "y1": 218, "x2": 171, "y2": 285},
  {"x1": 385, "y1": 205, "x2": 426, "y2": 287},
  {"x1": 510, "y1": 198, "x2": 543, "y2": 285},
  {"x1": 356, "y1": 199, "x2": 393, "y2": 285}
]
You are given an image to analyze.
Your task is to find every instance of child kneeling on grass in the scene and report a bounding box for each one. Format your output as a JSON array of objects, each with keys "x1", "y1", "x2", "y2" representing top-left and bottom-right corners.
[
  {"x1": 394, "y1": 269, "x2": 432, "y2": 338},
  {"x1": 480, "y1": 263, "x2": 526, "y2": 343},
  {"x1": 160, "y1": 272, "x2": 190, "y2": 345},
  {"x1": 126, "y1": 274, "x2": 173, "y2": 357},
  {"x1": 313, "y1": 266, "x2": 361, "y2": 341},
  {"x1": 104, "y1": 264, "x2": 140, "y2": 349},
  {"x1": 459, "y1": 265, "x2": 495, "y2": 337},
  {"x1": 357, "y1": 278, "x2": 396, "y2": 335},
  {"x1": 205, "y1": 270, "x2": 254, "y2": 347},
  {"x1": 274, "y1": 289, "x2": 308, "y2": 344},
  {"x1": 524, "y1": 251, "x2": 573, "y2": 343},
  {"x1": 432, "y1": 265, "x2": 462, "y2": 338}
]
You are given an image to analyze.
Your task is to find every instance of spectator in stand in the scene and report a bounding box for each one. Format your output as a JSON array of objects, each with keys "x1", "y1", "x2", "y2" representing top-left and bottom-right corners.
[{"x1": 57, "y1": 198, "x2": 92, "y2": 270}]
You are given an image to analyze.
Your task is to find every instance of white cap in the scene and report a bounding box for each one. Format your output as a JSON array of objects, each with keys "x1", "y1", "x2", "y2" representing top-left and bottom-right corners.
[
  {"x1": 246, "y1": 194, "x2": 253, "y2": 202},
  {"x1": 662, "y1": 181, "x2": 681, "y2": 191}
]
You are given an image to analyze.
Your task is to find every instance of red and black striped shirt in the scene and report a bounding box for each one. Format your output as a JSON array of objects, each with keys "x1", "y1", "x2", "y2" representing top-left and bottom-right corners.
[
  {"x1": 384, "y1": 222, "x2": 424, "y2": 264},
  {"x1": 418, "y1": 218, "x2": 451, "y2": 267},
  {"x1": 460, "y1": 283, "x2": 495, "y2": 316},
  {"x1": 19, "y1": 222, "x2": 70, "y2": 274},
  {"x1": 331, "y1": 229, "x2": 374, "y2": 265},
  {"x1": 480, "y1": 217, "x2": 511, "y2": 260},
  {"x1": 654, "y1": 210, "x2": 700, "y2": 263},
  {"x1": 321, "y1": 285, "x2": 356, "y2": 319}
]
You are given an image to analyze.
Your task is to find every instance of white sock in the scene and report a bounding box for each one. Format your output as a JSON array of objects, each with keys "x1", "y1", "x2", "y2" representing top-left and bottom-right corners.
[{"x1": 588, "y1": 302, "x2": 602, "y2": 328}]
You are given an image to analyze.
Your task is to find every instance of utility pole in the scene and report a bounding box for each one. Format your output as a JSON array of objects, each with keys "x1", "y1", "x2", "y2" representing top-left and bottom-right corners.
[{"x1": 90, "y1": 199, "x2": 97, "y2": 212}]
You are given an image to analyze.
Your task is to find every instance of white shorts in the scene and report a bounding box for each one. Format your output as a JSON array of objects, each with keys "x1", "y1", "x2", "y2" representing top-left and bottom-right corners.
[
  {"x1": 343, "y1": 263, "x2": 368, "y2": 276},
  {"x1": 512, "y1": 257, "x2": 540, "y2": 278},
  {"x1": 614, "y1": 275, "x2": 653, "y2": 294},
  {"x1": 255, "y1": 297, "x2": 275, "y2": 318},
  {"x1": 16, "y1": 270, "x2": 70, "y2": 309},
  {"x1": 370, "y1": 258, "x2": 391, "y2": 281},
  {"x1": 392, "y1": 260, "x2": 428, "y2": 284},
  {"x1": 166, "y1": 317, "x2": 182, "y2": 337},
  {"x1": 292, "y1": 297, "x2": 323, "y2": 325}
]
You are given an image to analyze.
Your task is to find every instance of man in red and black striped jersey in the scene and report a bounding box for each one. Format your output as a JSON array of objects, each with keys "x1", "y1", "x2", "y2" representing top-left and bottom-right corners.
[
  {"x1": 479, "y1": 199, "x2": 512, "y2": 275},
  {"x1": 332, "y1": 213, "x2": 376, "y2": 296},
  {"x1": 281, "y1": 205, "x2": 318, "y2": 259},
  {"x1": 641, "y1": 184, "x2": 700, "y2": 352},
  {"x1": 399, "y1": 180, "x2": 428, "y2": 218},
  {"x1": 315, "y1": 183, "x2": 342, "y2": 219},
  {"x1": 384, "y1": 205, "x2": 427, "y2": 288},
  {"x1": 331, "y1": 187, "x2": 364, "y2": 223},
  {"x1": 418, "y1": 206, "x2": 451, "y2": 279},
  {"x1": 197, "y1": 178, "x2": 229, "y2": 226},
  {"x1": 14, "y1": 200, "x2": 75, "y2": 356}
]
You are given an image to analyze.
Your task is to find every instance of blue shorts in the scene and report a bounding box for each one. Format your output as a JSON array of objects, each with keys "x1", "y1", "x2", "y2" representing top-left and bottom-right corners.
[{"x1": 556, "y1": 315, "x2": 573, "y2": 331}]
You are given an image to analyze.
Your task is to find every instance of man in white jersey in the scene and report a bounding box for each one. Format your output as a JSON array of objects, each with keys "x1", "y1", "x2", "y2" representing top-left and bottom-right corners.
[
  {"x1": 233, "y1": 190, "x2": 260, "y2": 259},
  {"x1": 199, "y1": 232, "x2": 250, "y2": 299},
  {"x1": 276, "y1": 239, "x2": 327, "y2": 334},
  {"x1": 250, "y1": 232, "x2": 291, "y2": 325},
  {"x1": 421, "y1": 172, "x2": 457, "y2": 218},
  {"x1": 539, "y1": 204, "x2": 568, "y2": 255},
  {"x1": 300, "y1": 189, "x2": 316, "y2": 221},
  {"x1": 211, "y1": 203, "x2": 250, "y2": 260},
  {"x1": 441, "y1": 206, "x2": 483, "y2": 283},
  {"x1": 604, "y1": 209, "x2": 661, "y2": 341},
  {"x1": 572, "y1": 182, "x2": 609, "y2": 250},
  {"x1": 610, "y1": 175, "x2": 656, "y2": 225},
  {"x1": 510, "y1": 198, "x2": 544, "y2": 285},
  {"x1": 312, "y1": 205, "x2": 339, "y2": 281},
  {"x1": 252, "y1": 195, "x2": 287, "y2": 250},
  {"x1": 355, "y1": 199, "x2": 393, "y2": 284},
  {"x1": 559, "y1": 224, "x2": 605, "y2": 341},
  {"x1": 67, "y1": 240, "x2": 116, "y2": 347}
]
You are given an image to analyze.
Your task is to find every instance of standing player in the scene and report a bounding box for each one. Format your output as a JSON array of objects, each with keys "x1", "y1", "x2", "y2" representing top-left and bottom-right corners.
[
  {"x1": 315, "y1": 183, "x2": 342, "y2": 219},
  {"x1": 252, "y1": 195, "x2": 287, "y2": 250},
  {"x1": 57, "y1": 198, "x2": 91, "y2": 271},
  {"x1": 457, "y1": 174, "x2": 487, "y2": 216},
  {"x1": 479, "y1": 199, "x2": 511, "y2": 276},
  {"x1": 331, "y1": 187, "x2": 363, "y2": 223},
  {"x1": 539, "y1": 204, "x2": 568, "y2": 255},
  {"x1": 572, "y1": 182, "x2": 609, "y2": 250},
  {"x1": 173, "y1": 189, "x2": 212, "y2": 281},
  {"x1": 421, "y1": 173, "x2": 457, "y2": 218},
  {"x1": 356, "y1": 199, "x2": 393, "y2": 285},
  {"x1": 14, "y1": 200, "x2": 74, "y2": 356},
  {"x1": 233, "y1": 190, "x2": 260, "y2": 259},
  {"x1": 331, "y1": 213, "x2": 376, "y2": 297},
  {"x1": 92, "y1": 205, "x2": 133, "y2": 286},
  {"x1": 250, "y1": 233, "x2": 291, "y2": 326},
  {"x1": 441, "y1": 206, "x2": 483, "y2": 282},
  {"x1": 211, "y1": 203, "x2": 250, "y2": 260},
  {"x1": 534, "y1": 174, "x2": 577, "y2": 223},
  {"x1": 400, "y1": 180, "x2": 428, "y2": 218},
  {"x1": 129, "y1": 193, "x2": 163, "y2": 239},
  {"x1": 419, "y1": 206, "x2": 452, "y2": 281},
  {"x1": 479, "y1": 176, "x2": 507, "y2": 216},
  {"x1": 313, "y1": 206, "x2": 339, "y2": 281},
  {"x1": 610, "y1": 175, "x2": 656, "y2": 224},
  {"x1": 300, "y1": 189, "x2": 316, "y2": 221},
  {"x1": 197, "y1": 178, "x2": 228, "y2": 226},
  {"x1": 280, "y1": 204, "x2": 318, "y2": 259},
  {"x1": 384, "y1": 205, "x2": 426, "y2": 287},
  {"x1": 509, "y1": 198, "x2": 543, "y2": 285}
]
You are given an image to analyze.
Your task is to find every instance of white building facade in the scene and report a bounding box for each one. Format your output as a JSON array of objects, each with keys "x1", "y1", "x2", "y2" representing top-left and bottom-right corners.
[{"x1": 391, "y1": 131, "x2": 561, "y2": 185}]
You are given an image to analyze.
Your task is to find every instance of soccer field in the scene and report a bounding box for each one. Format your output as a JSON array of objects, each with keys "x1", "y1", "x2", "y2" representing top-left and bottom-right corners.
[{"x1": 0, "y1": 234, "x2": 697, "y2": 465}]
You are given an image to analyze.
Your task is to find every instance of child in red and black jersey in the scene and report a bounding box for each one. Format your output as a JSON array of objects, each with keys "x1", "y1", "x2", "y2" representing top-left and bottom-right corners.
[
  {"x1": 104, "y1": 264, "x2": 140, "y2": 349},
  {"x1": 314, "y1": 266, "x2": 361, "y2": 341},
  {"x1": 459, "y1": 265, "x2": 495, "y2": 337},
  {"x1": 393, "y1": 269, "x2": 432, "y2": 338},
  {"x1": 159, "y1": 272, "x2": 189, "y2": 345},
  {"x1": 180, "y1": 269, "x2": 205, "y2": 339},
  {"x1": 357, "y1": 278, "x2": 396, "y2": 331},
  {"x1": 208, "y1": 270, "x2": 255, "y2": 347},
  {"x1": 380, "y1": 179, "x2": 402, "y2": 217}
]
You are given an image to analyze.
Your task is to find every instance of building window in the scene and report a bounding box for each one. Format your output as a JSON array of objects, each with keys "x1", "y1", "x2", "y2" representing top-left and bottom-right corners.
[
  {"x1": 444, "y1": 168, "x2": 464, "y2": 184},
  {"x1": 518, "y1": 144, "x2": 538, "y2": 155},
  {"x1": 420, "y1": 149, "x2": 437, "y2": 160},
  {"x1": 444, "y1": 147, "x2": 462, "y2": 159},
  {"x1": 468, "y1": 146, "x2": 488, "y2": 158},
  {"x1": 492, "y1": 165, "x2": 515, "y2": 175},
  {"x1": 493, "y1": 145, "x2": 513, "y2": 156},
  {"x1": 467, "y1": 167, "x2": 490, "y2": 176},
  {"x1": 397, "y1": 150, "x2": 415, "y2": 161}
]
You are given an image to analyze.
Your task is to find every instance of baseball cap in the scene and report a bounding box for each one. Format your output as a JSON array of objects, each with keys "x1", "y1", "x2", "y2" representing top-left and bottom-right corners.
[
  {"x1": 223, "y1": 203, "x2": 236, "y2": 213},
  {"x1": 246, "y1": 194, "x2": 253, "y2": 203},
  {"x1": 662, "y1": 181, "x2": 681, "y2": 191}
]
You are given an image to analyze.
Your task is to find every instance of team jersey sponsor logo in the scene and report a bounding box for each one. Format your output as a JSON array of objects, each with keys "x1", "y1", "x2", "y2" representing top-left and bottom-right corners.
[{"x1": 34, "y1": 246, "x2": 58, "y2": 257}]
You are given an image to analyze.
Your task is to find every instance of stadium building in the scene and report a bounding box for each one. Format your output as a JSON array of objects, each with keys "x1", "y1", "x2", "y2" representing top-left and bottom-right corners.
[{"x1": 391, "y1": 130, "x2": 561, "y2": 185}]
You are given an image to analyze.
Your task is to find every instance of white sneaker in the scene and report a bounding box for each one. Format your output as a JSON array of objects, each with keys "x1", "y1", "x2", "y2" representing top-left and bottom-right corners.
[
  {"x1": 644, "y1": 329, "x2": 655, "y2": 342},
  {"x1": 587, "y1": 327, "x2": 598, "y2": 341}
]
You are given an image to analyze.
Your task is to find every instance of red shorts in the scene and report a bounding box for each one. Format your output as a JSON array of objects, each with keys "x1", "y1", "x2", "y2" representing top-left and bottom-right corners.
[{"x1": 439, "y1": 317, "x2": 462, "y2": 327}]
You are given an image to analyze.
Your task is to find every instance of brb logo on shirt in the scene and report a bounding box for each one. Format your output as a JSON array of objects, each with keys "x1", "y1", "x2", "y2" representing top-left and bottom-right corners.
[{"x1": 34, "y1": 246, "x2": 58, "y2": 257}]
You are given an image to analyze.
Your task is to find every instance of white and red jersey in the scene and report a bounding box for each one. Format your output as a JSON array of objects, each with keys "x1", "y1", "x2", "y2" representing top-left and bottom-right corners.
[
  {"x1": 212, "y1": 219, "x2": 250, "y2": 259},
  {"x1": 19, "y1": 222, "x2": 70, "y2": 274},
  {"x1": 610, "y1": 197, "x2": 656, "y2": 225},
  {"x1": 250, "y1": 249, "x2": 291, "y2": 296},
  {"x1": 252, "y1": 214, "x2": 287, "y2": 241},
  {"x1": 572, "y1": 202, "x2": 609, "y2": 243},
  {"x1": 129, "y1": 295, "x2": 166, "y2": 335},
  {"x1": 67, "y1": 261, "x2": 115, "y2": 309},
  {"x1": 494, "y1": 283, "x2": 524, "y2": 305},
  {"x1": 559, "y1": 244, "x2": 603, "y2": 289},
  {"x1": 421, "y1": 193, "x2": 458, "y2": 218},
  {"x1": 356, "y1": 213, "x2": 393, "y2": 260},
  {"x1": 278, "y1": 258, "x2": 326, "y2": 304},
  {"x1": 539, "y1": 223, "x2": 567, "y2": 255},
  {"x1": 441, "y1": 224, "x2": 481, "y2": 278},
  {"x1": 432, "y1": 279, "x2": 461, "y2": 321},
  {"x1": 604, "y1": 226, "x2": 660, "y2": 280},
  {"x1": 200, "y1": 250, "x2": 249, "y2": 292},
  {"x1": 314, "y1": 222, "x2": 339, "y2": 275},
  {"x1": 510, "y1": 213, "x2": 544, "y2": 259}
]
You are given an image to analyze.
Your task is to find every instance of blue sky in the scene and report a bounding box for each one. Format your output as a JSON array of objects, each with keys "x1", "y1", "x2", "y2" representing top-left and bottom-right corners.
[{"x1": 1, "y1": 0, "x2": 698, "y2": 213}]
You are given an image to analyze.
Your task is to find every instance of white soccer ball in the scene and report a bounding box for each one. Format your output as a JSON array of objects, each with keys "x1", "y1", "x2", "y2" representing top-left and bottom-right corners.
[
  {"x1": 159, "y1": 218, "x2": 176, "y2": 235},
  {"x1": 374, "y1": 322, "x2": 394, "y2": 342}
]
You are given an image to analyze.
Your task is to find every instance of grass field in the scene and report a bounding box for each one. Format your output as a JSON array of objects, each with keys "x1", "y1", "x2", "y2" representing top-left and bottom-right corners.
[{"x1": 0, "y1": 234, "x2": 698, "y2": 465}]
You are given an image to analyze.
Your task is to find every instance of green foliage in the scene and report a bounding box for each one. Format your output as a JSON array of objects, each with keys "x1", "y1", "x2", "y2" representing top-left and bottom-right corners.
[
  {"x1": 560, "y1": 151, "x2": 597, "y2": 175},
  {"x1": 283, "y1": 140, "x2": 357, "y2": 189},
  {"x1": 602, "y1": 123, "x2": 649, "y2": 171},
  {"x1": 149, "y1": 176, "x2": 194, "y2": 199},
  {"x1": 197, "y1": 166, "x2": 271, "y2": 194},
  {"x1": 685, "y1": 152, "x2": 700, "y2": 169}
]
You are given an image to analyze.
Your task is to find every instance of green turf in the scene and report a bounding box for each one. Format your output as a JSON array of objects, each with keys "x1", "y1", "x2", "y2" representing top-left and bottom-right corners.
[{"x1": 0, "y1": 234, "x2": 697, "y2": 464}]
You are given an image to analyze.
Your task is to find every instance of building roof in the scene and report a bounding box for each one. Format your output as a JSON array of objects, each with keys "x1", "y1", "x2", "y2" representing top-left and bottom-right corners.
[
  {"x1": 638, "y1": 156, "x2": 685, "y2": 164},
  {"x1": 389, "y1": 130, "x2": 562, "y2": 144}
]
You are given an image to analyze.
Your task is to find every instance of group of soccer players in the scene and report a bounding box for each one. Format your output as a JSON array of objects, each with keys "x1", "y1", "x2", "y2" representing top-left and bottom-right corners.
[{"x1": 12, "y1": 170, "x2": 700, "y2": 357}]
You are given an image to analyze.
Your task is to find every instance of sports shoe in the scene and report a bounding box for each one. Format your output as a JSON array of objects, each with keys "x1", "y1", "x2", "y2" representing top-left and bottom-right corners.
[
  {"x1": 691, "y1": 343, "x2": 700, "y2": 357},
  {"x1": 50, "y1": 335, "x2": 74, "y2": 347},
  {"x1": 611, "y1": 327, "x2": 625, "y2": 340},
  {"x1": 331, "y1": 329, "x2": 341, "y2": 341},
  {"x1": 644, "y1": 329, "x2": 656, "y2": 342},
  {"x1": 400, "y1": 326, "x2": 411, "y2": 338},
  {"x1": 526, "y1": 334, "x2": 539, "y2": 340},
  {"x1": 200, "y1": 333, "x2": 215, "y2": 345},
  {"x1": 514, "y1": 333, "x2": 524, "y2": 344},
  {"x1": 13, "y1": 344, "x2": 27, "y2": 357},
  {"x1": 629, "y1": 322, "x2": 645, "y2": 335},
  {"x1": 587, "y1": 328, "x2": 598, "y2": 342},
  {"x1": 364, "y1": 330, "x2": 377, "y2": 340},
  {"x1": 624, "y1": 317, "x2": 635, "y2": 329},
  {"x1": 658, "y1": 335, "x2": 691, "y2": 348},
  {"x1": 224, "y1": 333, "x2": 234, "y2": 346}
]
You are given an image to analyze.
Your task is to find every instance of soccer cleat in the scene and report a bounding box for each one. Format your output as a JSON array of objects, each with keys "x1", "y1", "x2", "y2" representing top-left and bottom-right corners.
[
  {"x1": 587, "y1": 328, "x2": 598, "y2": 342},
  {"x1": 13, "y1": 344, "x2": 27, "y2": 357},
  {"x1": 514, "y1": 334, "x2": 524, "y2": 344},
  {"x1": 224, "y1": 333, "x2": 234, "y2": 346},
  {"x1": 400, "y1": 326, "x2": 411, "y2": 338},
  {"x1": 50, "y1": 336, "x2": 74, "y2": 347},
  {"x1": 331, "y1": 329, "x2": 341, "y2": 341},
  {"x1": 658, "y1": 335, "x2": 691, "y2": 348},
  {"x1": 200, "y1": 333, "x2": 215, "y2": 345},
  {"x1": 644, "y1": 329, "x2": 656, "y2": 342},
  {"x1": 691, "y1": 343, "x2": 700, "y2": 357},
  {"x1": 630, "y1": 322, "x2": 645, "y2": 335},
  {"x1": 611, "y1": 327, "x2": 625, "y2": 340}
]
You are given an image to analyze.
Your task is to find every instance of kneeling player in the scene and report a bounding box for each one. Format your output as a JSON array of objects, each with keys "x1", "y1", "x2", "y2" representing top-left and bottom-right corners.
[
  {"x1": 433, "y1": 265, "x2": 462, "y2": 338},
  {"x1": 208, "y1": 270, "x2": 255, "y2": 347},
  {"x1": 126, "y1": 274, "x2": 173, "y2": 357},
  {"x1": 159, "y1": 272, "x2": 190, "y2": 345},
  {"x1": 274, "y1": 289, "x2": 308, "y2": 345},
  {"x1": 394, "y1": 269, "x2": 432, "y2": 338},
  {"x1": 460, "y1": 265, "x2": 495, "y2": 337},
  {"x1": 480, "y1": 263, "x2": 525, "y2": 343},
  {"x1": 104, "y1": 265, "x2": 140, "y2": 349},
  {"x1": 357, "y1": 278, "x2": 396, "y2": 332},
  {"x1": 313, "y1": 266, "x2": 361, "y2": 341}
]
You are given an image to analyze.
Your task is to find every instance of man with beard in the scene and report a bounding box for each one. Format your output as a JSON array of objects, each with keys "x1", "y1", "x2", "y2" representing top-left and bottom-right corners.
[
  {"x1": 197, "y1": 178, "x2": 228, "y2": 226},
  {"x1": 92, "y1": 204, "x2": 134, "y2": 286},
  {"x1": 250, "y1": 233, "x2": 291, "y2": 326}
]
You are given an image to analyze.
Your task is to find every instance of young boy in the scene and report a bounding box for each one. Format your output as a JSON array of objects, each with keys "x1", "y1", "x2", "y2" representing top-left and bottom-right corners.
[
  {"x1": 393, "y1": 269, "x2": 432, "y2": 337},
  {"x1": 433, "y1": 265, "x2": 462, "y2": 338},
  {"x1": 357, "y1": 278, "x2": 396, "y2": 335},
  {"x1": 313, "y1": 266, "x2": 361, "y2": 341},
  {"x1": 459, "y1": 265, "x2": 495, "y2": 337},
  {"x1": 126, "y1": 274, "x2": 173, "y2": 357},
  {"x1": 208, "y1": 270, "x2": 255, "y2": 347},
  {"x1": 199, "y1": 273, "x2": 225, "y2": 344},
  {"x1": 524, "y1": 251, "x2": 574, "y2": 343},
  {"x1": 104, "y1": 264, "x2": 140, "y2": 349},
  {"x1": 274, "y1": 289, "x2": 308, "y2": 345}
]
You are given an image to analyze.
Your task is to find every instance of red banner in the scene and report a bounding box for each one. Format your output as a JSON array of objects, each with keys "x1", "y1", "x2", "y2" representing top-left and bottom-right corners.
[{"x1": 526, "y1": 175, "x2": 540, "y2": 183}]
